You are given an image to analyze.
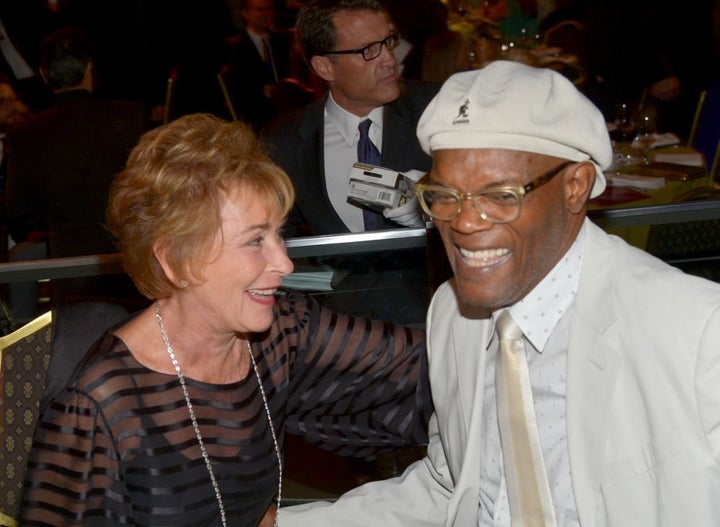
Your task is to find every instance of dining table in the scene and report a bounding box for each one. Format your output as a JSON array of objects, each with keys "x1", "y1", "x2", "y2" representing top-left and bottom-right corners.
[{"x1": 588, "y1": 139, "x2": 713, "y2": 250}]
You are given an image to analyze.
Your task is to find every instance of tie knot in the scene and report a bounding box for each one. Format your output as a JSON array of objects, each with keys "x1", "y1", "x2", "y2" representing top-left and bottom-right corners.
[
  {"x1": 359, "y1": 119, "x2": 372, "y2": 137},
  {"x1": 496, "y1": 311, "x2": 523, "y2": 341}
]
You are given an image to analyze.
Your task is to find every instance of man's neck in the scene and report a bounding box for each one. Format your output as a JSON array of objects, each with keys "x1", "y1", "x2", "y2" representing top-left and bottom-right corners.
[
  {"x1": 328, "y1": 88, "x2": 380, "y2": 118},
  {"x1": 247, "y1": 26, "x2": 270, "y2": 39}
]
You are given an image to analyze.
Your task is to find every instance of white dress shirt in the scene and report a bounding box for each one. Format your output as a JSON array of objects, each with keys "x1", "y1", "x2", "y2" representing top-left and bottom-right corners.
[
  {"x1": 323, "y1": 93, "x2": 384, "y2": 232},
  {"x1": 479, "y1": 225, "x2": 588, "y2": 526}
]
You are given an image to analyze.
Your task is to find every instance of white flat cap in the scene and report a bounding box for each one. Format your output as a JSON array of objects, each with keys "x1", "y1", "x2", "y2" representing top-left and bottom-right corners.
[{"x1": 416, "y1": 60, "x2": 613, "y2": 197}]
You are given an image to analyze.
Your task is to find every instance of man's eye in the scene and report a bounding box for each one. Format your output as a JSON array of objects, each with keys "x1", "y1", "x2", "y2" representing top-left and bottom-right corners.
[
  {"x1": 428, "y1": 190, "x2": 456, "y2": 204},
  {"x1": 482, "y1": 191, "x2": 517, "y2": 205}
]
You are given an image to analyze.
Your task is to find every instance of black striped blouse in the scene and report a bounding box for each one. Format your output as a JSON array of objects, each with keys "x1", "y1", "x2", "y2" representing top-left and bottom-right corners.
[{"x1": 21, "y1": 292, "x2": 431, "y2": 526}]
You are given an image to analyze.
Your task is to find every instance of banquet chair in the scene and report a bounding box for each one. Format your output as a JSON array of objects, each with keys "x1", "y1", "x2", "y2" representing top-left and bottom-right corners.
[
  {"x1": 688, "y1": 80, "x2": 720, "y2": 171},
  {"x1": 0, "y1": 311, "x2": 52, "y2": 527},
  {"x1": 710, "y1": 139, "x2": 720, "y2": 186},
  {"x1": 162, "y1": 68, "x2": 178, "y2": 125},
  {"x1": 217, "y1": 67, "x2": 239, "y2": 122},
  {"x1": 0, "y1": 301, "x2": 130, "y2": 526}
]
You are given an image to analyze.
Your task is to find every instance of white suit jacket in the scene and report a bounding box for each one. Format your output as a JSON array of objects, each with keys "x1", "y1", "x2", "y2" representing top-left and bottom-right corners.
[{"x1": 280, "y1": 220, "x2": 720, "y2": 526}]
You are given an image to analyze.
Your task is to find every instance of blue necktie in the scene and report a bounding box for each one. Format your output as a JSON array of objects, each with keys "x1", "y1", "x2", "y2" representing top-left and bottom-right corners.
[{"x1": 357, "y1": 119, "x2": 384, "y2": 230}]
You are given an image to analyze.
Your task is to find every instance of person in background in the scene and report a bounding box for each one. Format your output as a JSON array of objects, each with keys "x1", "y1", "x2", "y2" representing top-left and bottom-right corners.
[
  {"x1": 0, "y1": 6, "x2": 53, "y2": 112},
  {"x1": 279, "y1": 61, "x2": 720, "y2": 526},
  {"x1": 0, "y1": 72, "x2": 28, "y2": 194},
  {"x1": 4, "y1": 26, "x2": 147, "y2": 317},
  {"x1": 582, "y1": 0, "x2": 718, "y2": 139},
  {"x1": 0, "y1": 72, "x2": 30, "y2": 333},
  {"x1": 222, "y1": 0, "x2": 307, "y2": 130},
  {"x1": 420, "y1": 1, "x2": 473, "y2": 84},
  {"x1": 20, "y1": 113, "x2": 431, "y2": 527},
  {"x1": 261, "y1": 0, "x2": 438, "y2": 236},
  {"x1": 261, "y1": 0, "x2": 439, "y2": 325}
]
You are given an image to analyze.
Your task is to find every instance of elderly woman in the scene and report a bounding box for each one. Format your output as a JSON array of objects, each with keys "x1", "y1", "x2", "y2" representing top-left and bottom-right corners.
[{"x1": 21, "y1": 114, "x2": 430, "y2": 526}]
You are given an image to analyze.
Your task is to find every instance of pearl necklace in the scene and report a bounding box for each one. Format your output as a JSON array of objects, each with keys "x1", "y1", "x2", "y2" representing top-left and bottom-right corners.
[{"x1": 155, "y1": 303, "x2": 282, "y2": 527}]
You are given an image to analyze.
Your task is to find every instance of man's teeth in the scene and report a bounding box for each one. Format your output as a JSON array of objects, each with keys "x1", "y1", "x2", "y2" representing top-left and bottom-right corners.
[{"x1": 459, "y1": 247, "x2": 510, "y2": 267}]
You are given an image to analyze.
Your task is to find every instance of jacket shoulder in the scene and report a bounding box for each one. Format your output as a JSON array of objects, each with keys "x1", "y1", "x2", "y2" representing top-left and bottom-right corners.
[{"x1": 262, "y1": 97, "x2": 323, "y2": 142}]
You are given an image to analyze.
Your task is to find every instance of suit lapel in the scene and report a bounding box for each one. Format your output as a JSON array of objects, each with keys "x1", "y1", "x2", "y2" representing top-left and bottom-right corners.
[
  {"x1": 438, "y1": 286, "x2": 492, "y2": 526},
  {"x1": 566, "y1": 223, "x2": 624, "y2": 526},
  {"x1": 293, "y1": 97, "x2": 347, "y2": 232}
]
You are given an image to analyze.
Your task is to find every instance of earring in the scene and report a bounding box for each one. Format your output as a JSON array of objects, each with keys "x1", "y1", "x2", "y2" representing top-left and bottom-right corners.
[{"x1": 178, "y1": 279, "x2": 189, "y2": 288}]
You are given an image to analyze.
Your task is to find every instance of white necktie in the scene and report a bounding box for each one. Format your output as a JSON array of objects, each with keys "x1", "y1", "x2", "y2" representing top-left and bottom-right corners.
[{"x1": 495, "y1": 310, "x2": 557, "y2": 527}]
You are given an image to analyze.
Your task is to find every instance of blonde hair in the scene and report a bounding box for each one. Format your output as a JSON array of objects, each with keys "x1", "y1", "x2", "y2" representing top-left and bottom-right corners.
[{"x1": 107, "y1": 113, "x2": 294, "y2": 300}]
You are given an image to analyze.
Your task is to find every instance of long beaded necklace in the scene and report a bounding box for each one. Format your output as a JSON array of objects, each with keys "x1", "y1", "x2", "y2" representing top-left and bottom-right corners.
[{"x1": 155, "y1": 302, "x2": 282, "y2": 527}]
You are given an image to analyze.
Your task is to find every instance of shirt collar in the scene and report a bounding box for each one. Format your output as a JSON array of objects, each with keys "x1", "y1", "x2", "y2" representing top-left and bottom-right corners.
[
  {"x1": 325, "y1": 92, "x2": 384, "y2": 146},
  {"x1": 490, "y1": 222, "x2": 586, "y2": 351},
  {"x1": 247, "y1": 27, "x2": 269, "y2": 43}
]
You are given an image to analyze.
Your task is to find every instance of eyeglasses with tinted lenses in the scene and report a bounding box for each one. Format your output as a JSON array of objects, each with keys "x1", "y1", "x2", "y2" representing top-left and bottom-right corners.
[
  {"x1": 320, "y1": 32, "x2": 401, "y2": 61},
  {"x1": 414, "y1": 161, "x2": 574, "y2": 223}
]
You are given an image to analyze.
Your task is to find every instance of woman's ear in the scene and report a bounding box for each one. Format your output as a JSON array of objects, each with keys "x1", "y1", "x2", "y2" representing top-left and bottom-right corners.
[
  {"x1": 564, "y1": 162, "x2": 596, "y2": 214},
  {"x1": 153, "y1": 240, "x2": 178, "y2": 285}
]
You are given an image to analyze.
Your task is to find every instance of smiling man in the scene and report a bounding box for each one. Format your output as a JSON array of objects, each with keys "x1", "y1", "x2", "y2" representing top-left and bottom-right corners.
[{"x1": 280, "y1": 61, "x2": 720, "y2": 526}]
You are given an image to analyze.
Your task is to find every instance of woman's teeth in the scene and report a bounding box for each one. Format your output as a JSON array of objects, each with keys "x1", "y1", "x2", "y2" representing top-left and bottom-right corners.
[{"x1": 248, "y1": 288, "x2": 277, "y2": 298}]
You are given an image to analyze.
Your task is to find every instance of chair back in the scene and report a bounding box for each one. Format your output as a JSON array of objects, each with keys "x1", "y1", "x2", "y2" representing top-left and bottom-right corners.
[
  {"x1": 0, "y1": 311, "x2": 52, "y2": 527},
  {"x1": 710, "y1": 139, "x2": 720, "y2": 186},
  {"x1": 217, "y1": 67, "x2": 239, "y2": 122},
  {"x1": 0, "y1": 301, "x2": 130, "y2": 526},
  {"x1": 163, "y1": 68, "x2": 178, "y2": 125},
  {"x1": 689, "y1": 80, "x2": 720, "y2": 171},
  {"x1": 42, "y1": 301, "x2": 130, "y2": 411}
]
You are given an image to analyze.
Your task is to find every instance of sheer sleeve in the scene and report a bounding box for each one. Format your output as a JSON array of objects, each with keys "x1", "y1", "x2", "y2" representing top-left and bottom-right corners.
[
  {"x1": 21, "y1": 366, "x2": 132, "y2": 526},
  {"x1": 274, "y1": 293, "x2": 433, "y2": 456}
]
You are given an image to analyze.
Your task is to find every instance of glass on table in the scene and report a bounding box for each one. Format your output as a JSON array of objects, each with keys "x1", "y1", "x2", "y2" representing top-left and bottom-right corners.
[
  {"x1": 614, "y1": 101, "x2": 637, "y2": 143},
  {"x1": 632, "y1": 108, "x2": 658, "y2": 164},
  {"x1": 609, "y1": 101, "x2": 642, "y2": 170}
]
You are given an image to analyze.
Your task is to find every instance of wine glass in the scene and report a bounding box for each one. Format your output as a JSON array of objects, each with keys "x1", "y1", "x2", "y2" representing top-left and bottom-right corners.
[
  {"x1": 609, "y1": 101, "x2": 643, "y2": 170},
  {"x1": 614, "y1": 102, "x2": 636, "y2": 143},
  {"x1": 633, "y1": 108, "x2": 658, "y2": 164}
]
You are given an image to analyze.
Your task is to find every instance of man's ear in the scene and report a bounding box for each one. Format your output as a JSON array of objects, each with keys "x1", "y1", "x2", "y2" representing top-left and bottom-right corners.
[
  {"x1": 564, "y1": 162, "x2": 596, "y2": 214},
  {"x1": 310, "y1": 55, "x2": 335, "y2": 82}
]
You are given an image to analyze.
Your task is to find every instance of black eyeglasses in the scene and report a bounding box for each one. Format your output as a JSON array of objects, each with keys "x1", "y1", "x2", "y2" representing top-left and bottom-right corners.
[
  {"x1": 320, "y1": 32, "x2": 401, "y2": 61},
  {"x1": 414, "y1": 161, "x2": 575, "y2": 223}
]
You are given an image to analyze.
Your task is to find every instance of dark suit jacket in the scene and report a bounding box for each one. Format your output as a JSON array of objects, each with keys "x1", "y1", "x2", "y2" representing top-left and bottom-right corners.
[
  {"x1": 5, "y1": 89, "x2": 147, "y2": 257},
  {"x1": 224, "y1": 28, "x2": 293, "y2": 130},
  {"x1": 261, "y1": 80, "x2": 439, "y2": 236}
]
